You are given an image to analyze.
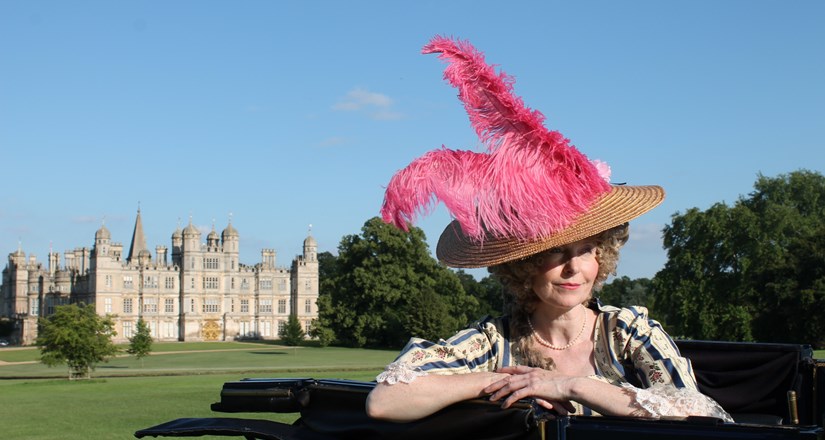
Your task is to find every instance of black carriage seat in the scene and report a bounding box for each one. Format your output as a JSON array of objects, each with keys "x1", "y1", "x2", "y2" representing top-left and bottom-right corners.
[{"x1": 676, "y1": 340, "x2": 816, "y2": 425}]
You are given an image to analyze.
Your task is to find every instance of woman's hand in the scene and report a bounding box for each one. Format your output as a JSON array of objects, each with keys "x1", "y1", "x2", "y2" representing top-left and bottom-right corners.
[{"x1": 484, "y1": 365, "x2": 577, "y2": 414}]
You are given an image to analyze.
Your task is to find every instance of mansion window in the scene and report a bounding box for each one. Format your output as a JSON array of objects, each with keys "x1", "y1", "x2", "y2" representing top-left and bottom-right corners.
[
  {"x1": 261, "y1": 320, "x2": 271, "y2": 337},
  {"x1": 277, "y1": 299, "x2": 286, "y2": 314},
  {"x1": 165, "y1": 277, "x2": 175, "y2": 289},
  {"x1": 305, "y1": 299, "x2": 312, "y2": 314},
  {"x1": 240, "y1": 299, "x2": 249, "y2": 313},
  {"x1": 260, "y1": 278, "x2": 272, "y2": 290},
  {"x1": 30, "y1": 298, "x2": 40, "y2": 316},
  {"x1": 203, "y1": 257, "x2": 219, "y2": 270},
  {"x1": 30, "y1": 284, "x2": 39, "y2": 293},
  {"x1": 143, "y1": 297, "x2": 158, "y2": 314},
  {"x1": 104, "y1": 297, "x2": 112, "y2": 313},
  {"x1": 162, "y1": 322, "x2": 177, "y2": 339},
  {"x1": 239, "y1": 321, "x2": 251, "y2": 338},
  {"x1": 123, "y1": 276, "x2": 133, "y2": 289},
  {"x1": 277, "y1": 320, "x2": 285, "y2": 336},
  {"x1": 123, "y1": 298, "x2": 133, "y2": 314},
  {"x1": 202, "y1": 298, "x2": 219, "y2": 314},
  {"x1": 123, "y1": 321, "x2": 134, "y2": 338},
  {"x1": 144, "y1": 275, "x2": 158, "y2": 288},
  {"x1": 190, "y1": 298, "x2": 196, "y2": 313},
  {"x1": 165, "y1": 298, "x2": 175, "y2": 314},
  {"x1": 259, "y1": 299, "x2": 273, "y2": 314},
  {"x1": 305, "y1": 279, "x2": 312, "y2": 291},
  {"x1": 45, "y1": 297, "x2": 55, "y2": 315},
  {"x1": 278, "y1": 279, "x2": 287, "y2": 291},
  {"x1": 241, "y1": 279, "x2": 249, "y2": 291},
  {"x1": 203, "y1": 277, "x2": 219, "y2": 290},
  {"x1": 304, "y1": 321, "x2": 312, "y2": 334},
  {"x1": 47, "y1": 296, "x2": 66, "y2": 314},
  {"x1": 105, "y1": 275, "x2": 112, "y2": 288}
]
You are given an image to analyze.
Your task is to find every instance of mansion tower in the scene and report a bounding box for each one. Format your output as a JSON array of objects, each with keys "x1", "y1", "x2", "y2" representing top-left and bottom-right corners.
[{"x1": 0, "y1": 210, "x2": 319, "y2": 345}]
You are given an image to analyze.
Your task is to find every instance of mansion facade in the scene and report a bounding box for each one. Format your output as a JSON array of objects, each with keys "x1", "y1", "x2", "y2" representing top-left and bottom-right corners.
[{"x1": 0, "y1": 210, "x2": 319, "y2": 345}]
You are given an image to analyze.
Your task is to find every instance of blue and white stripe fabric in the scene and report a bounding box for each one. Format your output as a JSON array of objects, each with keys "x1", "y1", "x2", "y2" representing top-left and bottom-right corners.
[{"x1": 389, "y1": 302, "x2": 698, "y2": 391}]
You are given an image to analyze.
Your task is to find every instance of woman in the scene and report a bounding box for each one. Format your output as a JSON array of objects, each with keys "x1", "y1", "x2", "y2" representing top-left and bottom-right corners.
[{"x1": 366, "y1": 36, "x2": 731, "y2": 423}]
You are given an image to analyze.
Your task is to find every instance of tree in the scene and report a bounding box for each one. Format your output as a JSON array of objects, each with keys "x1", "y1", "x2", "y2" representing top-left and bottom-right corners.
[
  {"x1": 127, "y1": 318, "x2": 153, "y2": 366},
  {"x1": 36, "y1": 303, "x2": 119, "y2": 380},
  {"x1": 280, "y1": 314, "x2": 306, "y2": 346},
  {"x1": 653, "y1": 170, "x2": 825, "y2": 346},
  {"x1": 317, "y1": 251, "x2": 339, "y2": 297},
  {"x1": 598, "y1": 277, "x2": 654, "y2": 311},
  {"x1": 315, "y1": 217, "x2": 477, "y2": 348},
  {"x1": 455, "y1": 269, "x2": 505, "y2": 319},
  {"x1": 308, "y1": 316, "x2": 335, "y2": 347},
  {"x1": 309, "y1": 251, "x2": 339, "y2": 346}
]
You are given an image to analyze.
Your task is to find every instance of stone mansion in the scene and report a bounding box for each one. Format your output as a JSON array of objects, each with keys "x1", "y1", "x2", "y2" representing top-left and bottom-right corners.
[{"x1": 0, "y1": 210, "x2": 319, "y2": 345}]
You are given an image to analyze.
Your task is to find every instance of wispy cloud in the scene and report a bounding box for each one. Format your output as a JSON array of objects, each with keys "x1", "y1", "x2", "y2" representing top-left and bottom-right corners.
[
  {"x1": 333, "y1": 87, "x2": 403, "y2": 120},
  {"x1": 627, "y1": 222, "x2": 666, "y2": 250},
  {"x1": 244, "y1": 104, "x2": 264, "y2": 113},
  {"x1": 317, "y1": 136, "x2": 347, "y2": 147}
]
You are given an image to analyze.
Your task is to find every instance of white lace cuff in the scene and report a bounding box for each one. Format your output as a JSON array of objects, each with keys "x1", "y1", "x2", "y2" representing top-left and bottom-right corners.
[
  {"x1": 376, "y1": 361, "x2": 428, "y2": 385},
  {"x1": 623, "y1": 383, "x2": 734, "y2": 422}
]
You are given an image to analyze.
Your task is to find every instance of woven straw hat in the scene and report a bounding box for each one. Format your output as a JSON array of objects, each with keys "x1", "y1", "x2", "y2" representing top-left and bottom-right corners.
[
  {"x1": 436, "y1": 185, "x2": 664, "y2": 268},
  {"x1": 381, "y1": 36, "x2": 665, "y2": 268}
]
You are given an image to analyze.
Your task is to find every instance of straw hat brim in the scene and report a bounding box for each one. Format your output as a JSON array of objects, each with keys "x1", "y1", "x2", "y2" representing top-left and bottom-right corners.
[{"x1": 435, "y1": 185, "x2": 665, "y2": 268}]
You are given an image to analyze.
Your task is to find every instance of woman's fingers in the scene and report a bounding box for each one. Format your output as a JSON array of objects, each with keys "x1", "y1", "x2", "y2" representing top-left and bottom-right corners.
[
  {"x1": 497, "y1": 365, "x2": 535, "y2": 375},
  {"x1": 535, "y1": 398, "x2": 555, "y2": 411},
  {"x1": 531, "y1": 398, "x2": 578, "y2": 416},
  {"x1": 558, "y1": 400, "x2": 576, "y2": 413},
  {"x1": 491, "y1": 373, "x2": 535, "y2": 405},
  {"x1": 483, "y1": 374, "x2": 513, "y2": 395},
  {"x1": 487, "y1": 368, "x2": 575, "y2": 415}
]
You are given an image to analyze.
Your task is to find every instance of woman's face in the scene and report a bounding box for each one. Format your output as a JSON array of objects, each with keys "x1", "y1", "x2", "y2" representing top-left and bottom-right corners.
[{"x1": 530, "y1": 238, "x2": 600, "y2": 310}]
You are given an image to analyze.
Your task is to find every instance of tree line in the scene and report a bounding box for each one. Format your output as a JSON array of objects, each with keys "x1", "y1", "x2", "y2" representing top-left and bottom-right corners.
[{"x1": 313, "y1": 170, "x2": 825, "y2": 349}]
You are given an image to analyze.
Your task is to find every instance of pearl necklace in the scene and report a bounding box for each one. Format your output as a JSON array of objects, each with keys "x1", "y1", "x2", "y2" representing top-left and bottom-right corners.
[{"x1": 527, "y1": 307, "x2": 588, "y2": 350}]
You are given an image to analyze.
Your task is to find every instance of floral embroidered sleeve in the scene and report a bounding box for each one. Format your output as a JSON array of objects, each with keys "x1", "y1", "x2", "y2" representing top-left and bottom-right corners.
[
  {"x1": 376, "y1": 318, "x2": 505, "y2": 384},
  {"x1": 616, "y1": 306, "x2": 697, "y2": 389},
  {"x1": 611, "y1": 306, "x2": 732, "y2": 421}
]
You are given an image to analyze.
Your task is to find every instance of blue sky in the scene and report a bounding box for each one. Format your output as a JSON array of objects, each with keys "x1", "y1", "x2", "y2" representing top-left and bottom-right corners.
[{"x1": 1, "y1": 1, "x2": 823, "y2": 281}]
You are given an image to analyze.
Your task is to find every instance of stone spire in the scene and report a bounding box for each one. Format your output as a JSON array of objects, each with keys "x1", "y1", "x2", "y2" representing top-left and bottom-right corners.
[{"x1": 126, "y1": 206, "x2": 149, "y2": 264}]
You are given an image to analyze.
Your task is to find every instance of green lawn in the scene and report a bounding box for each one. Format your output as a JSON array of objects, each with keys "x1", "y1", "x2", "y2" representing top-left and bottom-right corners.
[
  {"x1": 0, "y1": 342, "x2": 396, "y2": 440},
  {"x1": 0, "y1": 371, "x2": 382, "y2": 440},
  {"x1": 0, "y1": 342, "x2": 397, "y2": 379}
]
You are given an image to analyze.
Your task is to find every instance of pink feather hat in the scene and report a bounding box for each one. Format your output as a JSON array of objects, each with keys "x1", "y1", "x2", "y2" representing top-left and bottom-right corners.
[{"x1": 381, "y1": 36, "x2": 664, "y2": 268}]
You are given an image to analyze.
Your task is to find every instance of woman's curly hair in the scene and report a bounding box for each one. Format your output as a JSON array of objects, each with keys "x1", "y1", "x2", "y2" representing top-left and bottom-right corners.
[{"x1": 488, "y1": 223, "x2": 630, "y2": 369}]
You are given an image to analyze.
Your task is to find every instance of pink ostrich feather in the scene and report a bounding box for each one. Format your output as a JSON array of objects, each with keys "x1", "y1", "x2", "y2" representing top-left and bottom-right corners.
[{"x1": 381, "y1": 36, "x2": 611, "y2": 242}]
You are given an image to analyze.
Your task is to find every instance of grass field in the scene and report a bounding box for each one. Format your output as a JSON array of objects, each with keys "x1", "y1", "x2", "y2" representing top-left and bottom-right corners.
[
  {"x1": 0, "y1": 341, "x2": 397, "y2": 378},
  {"x1": 2, "y1": 343, "x2": 823, "y2": 439},
  {"x1": 0, "y1": 342, "x2": 396, "y2": 440}
]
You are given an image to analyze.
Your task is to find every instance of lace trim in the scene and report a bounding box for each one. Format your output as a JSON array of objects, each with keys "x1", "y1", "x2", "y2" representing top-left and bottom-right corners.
[
  {"x1": 376, "y1": 361, "x2": 428, "y2": 385},
  {"x1": 623, "y1": 383, "x2": 734, "y2": 422}
]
